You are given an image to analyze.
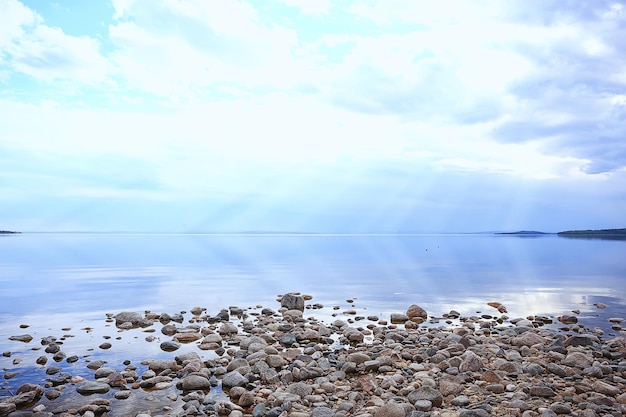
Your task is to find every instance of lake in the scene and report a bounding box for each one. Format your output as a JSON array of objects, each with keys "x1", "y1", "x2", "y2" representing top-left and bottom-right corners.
[{"x1": 1, "y1": 232, "x2": 625, "y2": 403}]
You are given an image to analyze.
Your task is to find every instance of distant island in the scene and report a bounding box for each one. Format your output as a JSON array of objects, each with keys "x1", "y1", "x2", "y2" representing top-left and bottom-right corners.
[
  {"x1": 557, "y1": 228, "x2": 626, "y2": 236},
  {"x1": 0, "y1": 230, "x2": 20, "y2": 234},
  {"x1": 496, "y1": 228, "x2": 626, "y2": 241}
]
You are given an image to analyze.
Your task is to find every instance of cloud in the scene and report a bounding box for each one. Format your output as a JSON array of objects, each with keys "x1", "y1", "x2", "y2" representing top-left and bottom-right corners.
[
  {"x1": 0, "y1": 1, "x2": 109, "y2": 85},
  {"x1": 108, "y1": 0, "x2": 302, "y2": 96},
  {"x1": 276, "y1": 0, "x2": 331, "y2": 15}
]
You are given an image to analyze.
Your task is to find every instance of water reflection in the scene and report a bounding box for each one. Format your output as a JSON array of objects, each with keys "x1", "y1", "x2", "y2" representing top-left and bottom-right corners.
[{"x1": 1, "y1": 233, "x2": 625, "y2": 322}]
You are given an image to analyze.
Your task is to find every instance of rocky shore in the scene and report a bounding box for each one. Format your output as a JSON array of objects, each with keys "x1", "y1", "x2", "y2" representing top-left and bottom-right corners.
[{"x1": 2, "y1": 293, "x2": 625, "y2": 417}]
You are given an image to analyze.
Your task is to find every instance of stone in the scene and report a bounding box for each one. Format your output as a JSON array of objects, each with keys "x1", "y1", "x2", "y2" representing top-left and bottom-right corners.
[
  {"x1": 529, "y1": 386, "x2": 556, "y2": 397},
  {"x1": 0, "y1": 403, "x2": 16, "y2": 415},
  {"x1": 8, "y1": 334, "x2": 33, "y2": 343},
  {"x1": 451, "y1": 395, "x2": 470, "y2": 406},
  {"x1": 459, "y1": 350, "x2": 483, "y2": 372},
  {"x1": 222, "y1": 371, "x2": 248, "y2": 388},
  {"x1": 485, "y1": 383, "x2": 505, "y2": 394},
  {"x1": 549, "y1": 403, "x2": 571, "y2": 414},
  {"x1": 266, "y1": 354, "x2": 286, "y2": 368},
  {"x1": 390, "y1": 313, "x2": 409, "y2": 323},
  {"x1": 177, "y1": 375, "x2": 212, "y2": 391},
  {"x1": 407, "y1": 387, "x2": 443, "y2": 407},
  {"x1": 460, "y1": 410, "x2": 490, "y2": 417},
  {"x1": 75, "y1": 382, "x2": 111, "y2": 395},
  {"x1": 375, "y1": 402, "x2": 406, "y2": 417},
  {"x1": 174, "y1": 332, "x2": 201, "y2": 343},
  {"x1": 219, "y1": 322, "x2": 238, "y2": 335},
  {"x1": 114, "y1": 311, "x2": 143, "y2": 327},
  {"x1": 406, "y1": 304, "x2": 428, "y2": 320},
  {"x1": 4, "y1": 384, "x2": 44, "y2": 408},
  {"x1": 558, "y1": 315, "x2": 578, "y2": 324},
  {"x1": 413, "y1": 400, "x2": 432, "y2": 412},
  {"x1": 93, "y1": 367, "x2": 115, "y2": 379},
  {"x1": 280, "y1": 293, "x2": 305, "y2": 311},
  {"x1": 160, "y1": 341, "x2": 181, "y2": 352},
  {"x1": 561, "y1": 352, "x2": 592, "y2": 368},
  {"x1": 311, "y1": 407, "x2": 333, "y2": 417},
  {"x1": 511, "y1": 332, "x2": 547, "y2": 347},
  {"x1": 564, "y1": 334, "x2": 597, "y2": 347},
  {"x1": 487, "y1": 301, "x2": 507, "y2": 313},
  {"x1": 592, "y1": 380, "x2": 619, "y2": 397},
  {"x1": 439, "y1": 378, "x2": 464, "y2": 396},
  {"x1": 546, "y1": 363, "x2": 567, "y2": 377},
  {"x1": 142, "y1": 359, "x2": 178, "y2": 373},
  {"x1": 286, "y1": 382, "x2": 313, "y2": 398},
  {"x1": 114, "y1": 391, "x2": 132, "y2": 400}
]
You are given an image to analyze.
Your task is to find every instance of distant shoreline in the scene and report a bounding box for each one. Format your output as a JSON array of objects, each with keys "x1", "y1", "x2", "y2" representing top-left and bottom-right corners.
[
  {"x1": 557, "y1": 228, "x2": 626, "y2": 236},
  {"x1": 496, "y1": 228, "x2": 626, "y2": 240},
  {"x1": 0, "y1": 230, "x2": 20, "y2": 234}
]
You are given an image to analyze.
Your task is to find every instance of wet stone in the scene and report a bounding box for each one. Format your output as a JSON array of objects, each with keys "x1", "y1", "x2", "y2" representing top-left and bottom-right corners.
[
  {"x1": 160, "y1": 341, "x2": 181, "y2": 352},
  {"x1": 75, "y1": 381, "x2": 110, "y2": 395},
  {"x1": 8, "y1": 334, "x2": 33, "y2": 343}
]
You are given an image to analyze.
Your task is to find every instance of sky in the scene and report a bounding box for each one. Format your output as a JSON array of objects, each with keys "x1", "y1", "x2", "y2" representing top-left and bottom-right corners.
[{"x1": 0, "y1": 0, "x2": 625, "y2": 233}]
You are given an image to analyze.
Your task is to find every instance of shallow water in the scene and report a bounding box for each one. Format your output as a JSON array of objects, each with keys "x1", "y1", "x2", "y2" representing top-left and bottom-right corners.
[{"x1": 1, "y1": 233, "x2": 625, "y2": 407}]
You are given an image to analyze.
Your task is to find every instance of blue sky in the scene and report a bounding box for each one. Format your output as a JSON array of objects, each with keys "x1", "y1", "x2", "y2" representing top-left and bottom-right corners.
[{"x1": 1, "y1": 0, "x2": 625, "y2": 233}]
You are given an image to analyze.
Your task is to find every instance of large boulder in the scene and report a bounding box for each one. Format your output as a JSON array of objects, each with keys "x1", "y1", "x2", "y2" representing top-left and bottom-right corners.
[
  {"x1": 406, "y1": 304, "x2": 428, "y2": 320},
  {"x1": 280, "y1": 293, "x2": 304, "y2": 311}
]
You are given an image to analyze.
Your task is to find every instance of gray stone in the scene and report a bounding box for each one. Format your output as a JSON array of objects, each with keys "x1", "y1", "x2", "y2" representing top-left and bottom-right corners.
[
  {"x1": 252, "y1": 403, "x2": 266, "y2": 417},
  {"x1": 177, "y1": 375, "x2": 212, "y2": 391},
  {"x1": 459, "y1": 410, "x2": 490, "y2": 417},
  {"x1": 311, "y1": 406, "x2": 333, "y2": 417},
  {"x1": 546, "y1": 363, "x2": 567, "y2": 377},
  {"x1": 114, "y1": 311, "x2": 143, "y2": 327},
  {"x1": 286, "y1": 382, "x2": 313, "y2": 398},
  {"x1": 114, "y1": 391, "x2": 132, "y2": 400},
  {"x1": 94, "y1": 367, "x2": 115, "y2": 379},
  {"x1": 529, "y1": 386, "x2": 556, "y2": 397},
  {"x1": 451, "y1": 395, "x2": 470, "y2": 406},
  {"x1": 407, "y1": 387, "x2": 443, "y2": 407},
  {"x1": 413, "y1": 400, "x2": 432, "y2": 412},
  {"x1": 160, "y1": 341, "x2": 181, "y2": 352},
  {"x1": 375, "y1": 402, "x2": 406, "y2": 417},
  {"x1": 76, "y1": 381, "x2": 110, "y2": 395},
  {"x1": 222, "y1": 371, "x2": 248, "y2": 388},
  {"x1": 218, "y1": 322, "x2": 238, "y2": 335},
  {"x1": 459, "y1": 350, "x2": 483, "y2": 372},
  {"x1": 280, "y1": 293, "x2": 305, "y2": 311},
  {"x1": 0, "y1": 403, "x2": 16, "y2": 415},
  {"x1": 549, "y1": 403, "x2": 571, "y2": 414},
  {"x1": 485, "y1": 383, "x2": 505, "y2": 393},
  {"x1": 142, "y1": 359, "x2": 177, "y2": 373}
]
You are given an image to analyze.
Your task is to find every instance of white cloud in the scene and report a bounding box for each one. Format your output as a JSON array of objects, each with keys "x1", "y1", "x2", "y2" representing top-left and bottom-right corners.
[
  {"x1": 7, "y1": 25, "x2": 110, "y2": 83},
  {"x1": 108, "y1": 0, "x2": 304, "y2": 94},
  {"x1": 276, "y1": 0, "x2": 331, "y2": 15},
  {"x1": 0, "y1": 0, "x2": 40, "y2": 50},
  {"x1": 0, "y1": 0, "x2": 109, "y2": 85}
]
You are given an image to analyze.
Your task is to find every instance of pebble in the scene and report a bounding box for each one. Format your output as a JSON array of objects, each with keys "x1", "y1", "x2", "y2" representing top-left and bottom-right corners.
[{"x1": 0, "y1": 297, "x2": 625, "y2": 417}]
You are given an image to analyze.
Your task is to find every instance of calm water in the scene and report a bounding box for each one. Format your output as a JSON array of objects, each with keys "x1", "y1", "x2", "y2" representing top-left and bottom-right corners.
[{"x1": 1, "y1": 233, "x2": 625, "y2": 403}]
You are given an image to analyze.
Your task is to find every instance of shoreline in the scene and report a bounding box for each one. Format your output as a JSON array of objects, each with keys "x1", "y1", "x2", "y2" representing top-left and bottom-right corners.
[{"x1": 1, "y1": 294, "x2": 625, "y2": 417}]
